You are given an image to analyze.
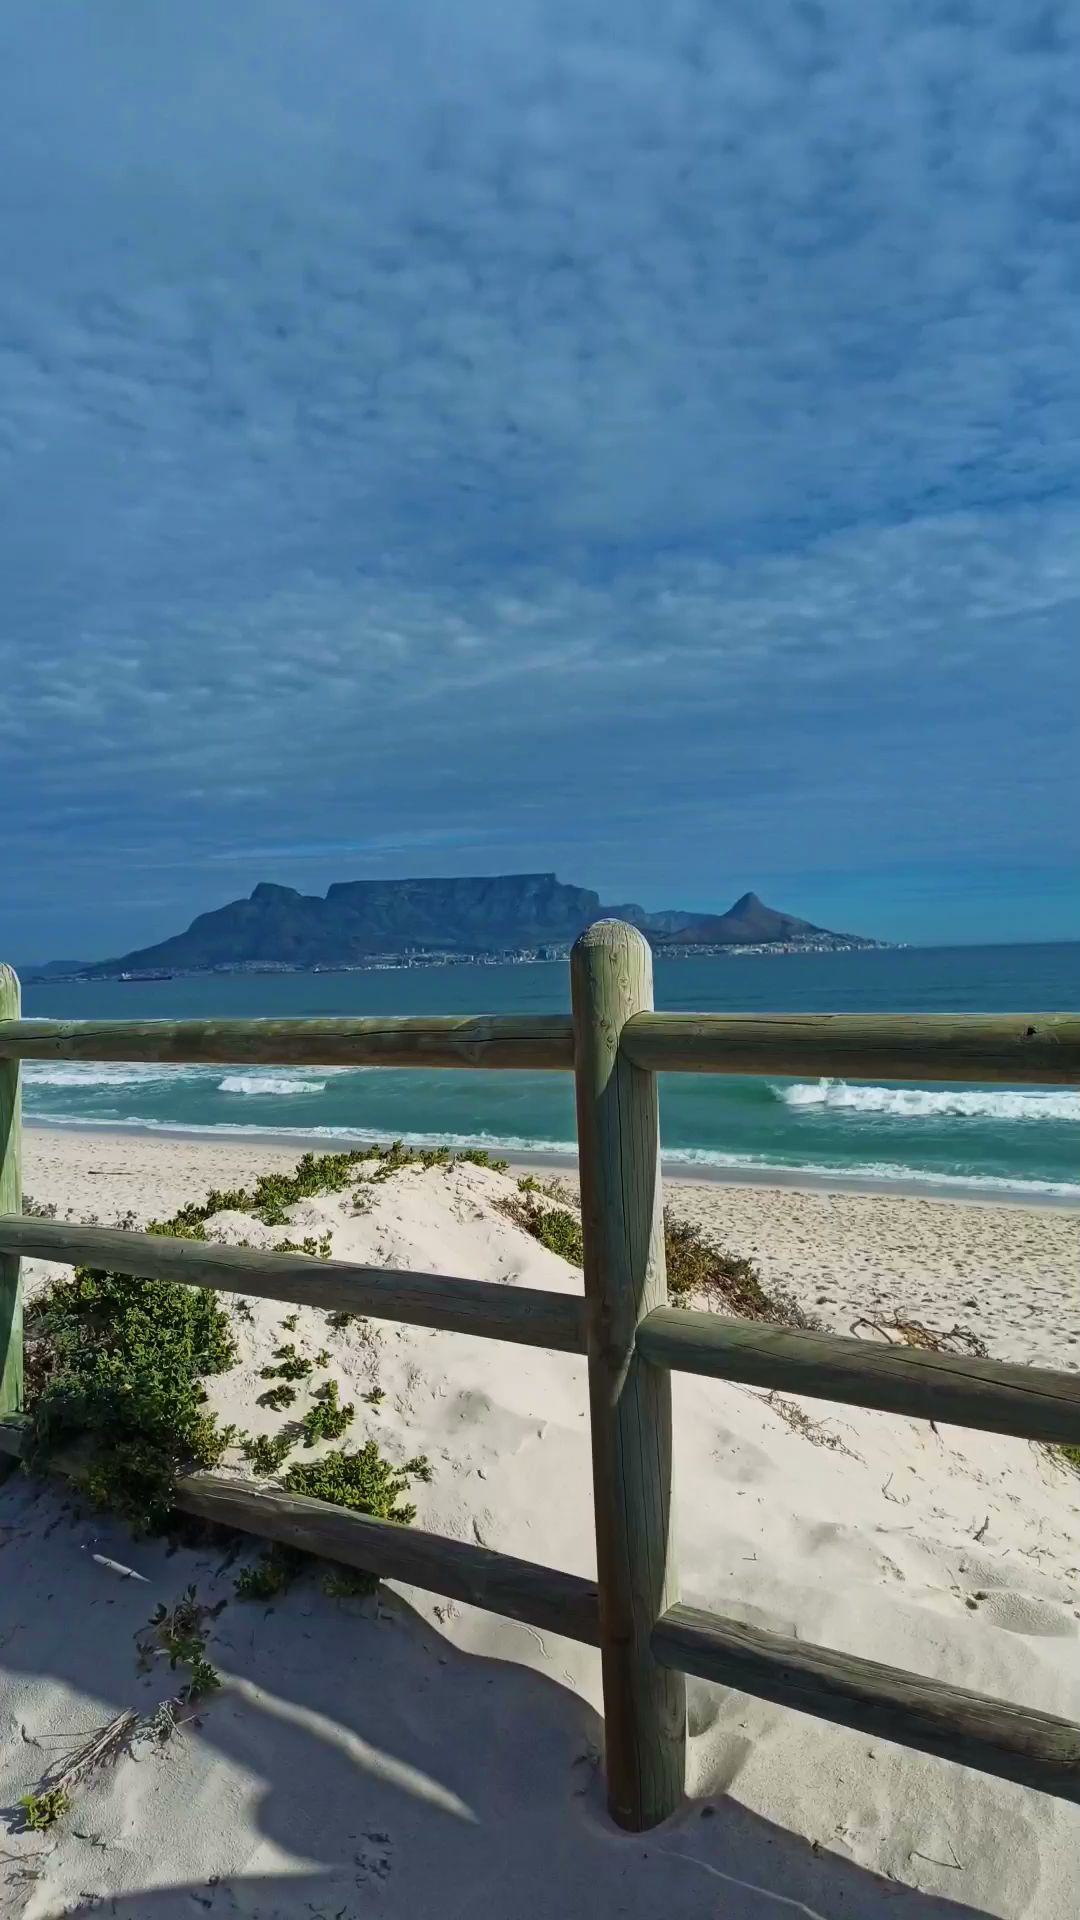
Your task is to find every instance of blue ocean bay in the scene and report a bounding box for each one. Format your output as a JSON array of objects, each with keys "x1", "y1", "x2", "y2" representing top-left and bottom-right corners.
[{"x1": 21, "y1": 944, "x2": 1080, "y2": 1200}]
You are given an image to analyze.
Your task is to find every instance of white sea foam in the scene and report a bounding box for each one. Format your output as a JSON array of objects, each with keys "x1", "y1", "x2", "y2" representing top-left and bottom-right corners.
[
  {"x1": 780, "y1": 1080, "x2": 1080, "y2": 1123},
  {"x1": 25, "y1": 1114, "x2": 1080, "y2": 1200},
  {"x1": 24, "y1": 1062, "x2": 194, "y2": 1089},
  {"x1": 217, "y1": 1075, "x2": 326, "y2": 1096},
  {"x1": 659, "y1": 1147, "x2": 1080, "y2": 1198},
  {"x1": 26, "y1": 1063, "x2": 354, "y2": 1094}
]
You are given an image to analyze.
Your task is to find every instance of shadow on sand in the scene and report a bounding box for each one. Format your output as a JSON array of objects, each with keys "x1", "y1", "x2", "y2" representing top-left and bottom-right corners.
[{"x1": 0, "y1": 1475, "x2": 995, "y2": 1920}]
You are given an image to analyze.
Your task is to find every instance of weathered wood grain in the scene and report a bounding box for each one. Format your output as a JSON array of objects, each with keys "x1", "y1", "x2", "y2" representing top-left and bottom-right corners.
[
  {"x1": 6, "y1": 1007, "x2": 1080, "y2": 1086},
  {"x1": 637, "y1": 1306, "x2": 1080, "y2": 1444},
  {"x1": 0, "y1": 1415, "x2": 600, "y2": 1644},
  {"x1": 0, "y1": 1012, "x2": 574, "y2": 1071},
  {"x1": 571, "y1": 921, "x2": 685, "y2": 1831},
  {"x1": 0, "y1": 969, "x2": 20, "y2": 1415},
  {"x1": 653, "y1": 1602, "x2": 1080, "y2": 1802},
  {"x1": 3, "y1": 1412, "x2": 1076, "y2": 1803},
  {"x1": 622, "y1": 1010, "x2": 1080, "y2": 1083},
  {"x1": 176, "y1": 1475, "x2": 601, "y2": 1643},
  {"x1": 0, "y1": 1216, "x2": 586, "y2": 1353}
]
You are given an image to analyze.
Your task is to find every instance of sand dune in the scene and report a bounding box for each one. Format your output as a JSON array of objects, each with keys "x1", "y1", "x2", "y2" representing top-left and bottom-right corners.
[{"x1": 2, "y1": 1128, "x2": 1078, "y2": 1918}]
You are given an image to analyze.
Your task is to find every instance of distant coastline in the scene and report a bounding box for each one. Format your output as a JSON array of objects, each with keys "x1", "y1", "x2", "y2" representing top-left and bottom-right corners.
[
  {"x1": 28, "y1": 870, "x2": 886, "y2": 981},
  {"x1": 19, "y1": 944, "x2": 1078, "y2": 1203},
  {"x1": 25, "y1": 936, "x2": 894, "y2": 985},
  {"x1": 22, "y1": 1116, "x2": 1079, "y2": 1208}
]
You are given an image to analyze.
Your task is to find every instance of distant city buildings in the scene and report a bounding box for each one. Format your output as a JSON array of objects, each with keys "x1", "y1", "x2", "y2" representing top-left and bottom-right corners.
[{"x1": 64, "y1": 934, "x2": 893, "y2": 985}]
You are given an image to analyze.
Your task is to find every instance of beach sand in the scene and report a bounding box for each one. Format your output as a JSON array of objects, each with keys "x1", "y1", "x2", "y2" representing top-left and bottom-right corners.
[
  {"x1": 2, "y1": 1125, "x2": 1079, "y2": 1917},
  {"x1": 25, "y1": 1125, "x2": 1080, "y2": 1367}
]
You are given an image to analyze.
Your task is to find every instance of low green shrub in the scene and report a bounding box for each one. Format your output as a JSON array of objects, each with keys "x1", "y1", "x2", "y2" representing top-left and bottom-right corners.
[
  {"x1": 501, "y1": 1181, "x2": 817, "y2": 1330},
  {"x1": 286, "y1": 1443, "x2": 418, "y2": 1525},
  {"x1": 25, "y1": 1260, "x2": 237, "y2": 1533},
  {"x1": 20, "y1": 1788, "x2": 71, "y2": 1831},
  {"x1": 22, "y1": 1195, "x2": 58, "y2": 1220},
  {"x1": 235, "y1": 1443, "x2": 427, "y2": 1604},
  {"x1": 275, "y1": 1235, "x2": 332, "y2": 1260},
  {"x1": 166, "y1": 1143, "x2": 508, "y2": 1233},
  {"x1": 137, "y1": 1587, "x2": 223, "y2": 1704},
  {"x1": 24, "y1": 1149, "x2": 435, "y2": 1570},
  {"x1": 242, "y1": 1430, "x2": 295, "y2": 1476},
  {"x1": 17, "y1": 1586, "x2": 223, "y2": 1834},
  {"x1": 499, "y1": 1189, "x2": 584, "y2": 1263},
  {"x1": 260, "y1": 1343, "x2": 312, "y2": 1383},
  {"x1": 515, "y1": 1173, "x2": 569, "y2": 1201},
  {"x1": 235, "y1": 1546, "x2": 304, "y2": 1600},
  {"x1": 235, "y1": 1544, "x2": 377, "y2": 1603},
  {"x1": 299, "y1": 1379, "x2": 355, "y2": 1446},
  {"x1": 322, "y1": 1566, "x2": 378, "y2": 1599},
  {"x1": 256, "y1": 1384, "x2": 296, "y2": 1412},
  {"x1": 662, "y1": 1213, "x2": 809, "y2": 1324},
  {"x1": 145, "y1": 1217, "x2": 208, "y2": 1242}
]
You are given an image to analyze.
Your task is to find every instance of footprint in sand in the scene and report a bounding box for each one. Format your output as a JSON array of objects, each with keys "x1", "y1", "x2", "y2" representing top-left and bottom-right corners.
[
  {"x1": 973, "y1": 1590, "x2": 1077, "y2": 1637},
  {"x1": 687, "y1": 1676, "x2": 724, "y2": 1737}
]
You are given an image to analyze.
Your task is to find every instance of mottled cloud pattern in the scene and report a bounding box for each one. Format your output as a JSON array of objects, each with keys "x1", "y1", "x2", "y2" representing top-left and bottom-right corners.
[{"x1": 1, "y1": 1, "x2": 1077, "y2": 952}]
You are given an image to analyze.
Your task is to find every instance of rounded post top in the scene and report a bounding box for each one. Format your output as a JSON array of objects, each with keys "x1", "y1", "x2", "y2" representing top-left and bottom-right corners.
[
  {"x1": 570, "y1": 921, "x2": 654, "y2": 1022},
  {"x1": 571, "y1": 918, "x2": 652, "y2": 958},
  {"x1": 0, "y1": 964, "x2": 19, "y2": 1005}
]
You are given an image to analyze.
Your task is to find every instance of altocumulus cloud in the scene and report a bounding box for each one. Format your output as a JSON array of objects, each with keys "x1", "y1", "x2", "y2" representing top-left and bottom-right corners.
[{"x1": 0, "y1": 0, "x2": 1078, "y2": 953}]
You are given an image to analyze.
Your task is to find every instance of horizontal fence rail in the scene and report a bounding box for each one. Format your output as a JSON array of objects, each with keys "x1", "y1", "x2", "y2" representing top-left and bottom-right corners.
[
  {"x1": 622, "y1": 1010, "x2": 1080, "y2": 1083},
  {"x1": 0, "y1": 1014, "x2": 575, "y2": 1072},
  {"x1": 5, "y1": 1009, "x2": 1080, "y2": 1083},
  {"x1": 0, "y1": 1415, "x2": 601, "y2": 1644},
  {"x1": 2, "y1": 1412, "x2": 1078, "y2": 1803},
  {"x1": 6, "y1": 1214, "x2": 1078, "y2": 1443},
  {"x1": 652, "y1": 1605, "x2": 1080, "y2": 1803},
  {"x1": 3, "y1": 927, "x2": 1079, "y2": 1835},
  {"x1": 638, "y1": 1306, "x2": 1080, "y2": 1445},
  {"x1": 0, "y1": 1217, "x2": 587, "y2": 1354}
]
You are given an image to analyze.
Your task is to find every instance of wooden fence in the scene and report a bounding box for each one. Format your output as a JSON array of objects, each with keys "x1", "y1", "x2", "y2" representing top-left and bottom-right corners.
[{"x1": 1, "y1": 928, "x2": 1080, "y2": 1831}]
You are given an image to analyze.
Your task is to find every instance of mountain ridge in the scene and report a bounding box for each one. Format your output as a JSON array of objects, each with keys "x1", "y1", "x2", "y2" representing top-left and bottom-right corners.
[{"x1": 68, "y1": 872, "x2": 879, "y2": 976}]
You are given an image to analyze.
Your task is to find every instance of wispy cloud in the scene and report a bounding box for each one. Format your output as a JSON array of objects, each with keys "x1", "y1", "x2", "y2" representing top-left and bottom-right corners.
[{"x1": 1, "y1": 1, "x2": 1078, "y2": 950}]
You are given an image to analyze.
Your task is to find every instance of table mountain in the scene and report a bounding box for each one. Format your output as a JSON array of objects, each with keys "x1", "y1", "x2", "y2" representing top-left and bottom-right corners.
[{"x1": 81, "y1": 874, "x2": 876, "y2": 974}]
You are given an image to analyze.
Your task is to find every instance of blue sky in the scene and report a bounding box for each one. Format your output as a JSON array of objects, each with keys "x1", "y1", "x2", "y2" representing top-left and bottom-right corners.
[{"x1": 1, "y1": 1, "x2": 1078, "y2": 959}]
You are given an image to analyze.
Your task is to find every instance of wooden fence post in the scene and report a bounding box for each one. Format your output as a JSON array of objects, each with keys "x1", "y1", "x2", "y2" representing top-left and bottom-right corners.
[
  {"x1": 571, "y1": 920, "x2": 685, "y2": 1829},
  {"x1": 0, "y1": 965, "x2": 22, "y2": 1415}
]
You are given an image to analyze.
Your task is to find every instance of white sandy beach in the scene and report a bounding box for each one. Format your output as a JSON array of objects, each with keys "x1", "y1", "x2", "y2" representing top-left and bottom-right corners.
[
  {"x1": 2, "y1": 1126, "x2": 1079, "y2": 1917},
  {"x1": 25, "y1": 1126, "x2": 1080, "y2": 1369}
]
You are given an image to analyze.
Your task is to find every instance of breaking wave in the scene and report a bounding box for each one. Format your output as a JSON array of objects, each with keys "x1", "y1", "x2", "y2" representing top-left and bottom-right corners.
[
  {"x1": 217, "y1": 1075, "x2": 326, "y2": 1096},
  {"x1": 779, "y1": 1081, "x2": 1080, "y2": 1123},
  {"x1": 24, "y1": 1114, "x2": 1080, "y2": 1200},
  {"x1": 24, "y1": 1062, "x2": 191, "y2": 1089},
  {"x1": 26, "y1": 1063, "x2": 353, "y2": 1094}
]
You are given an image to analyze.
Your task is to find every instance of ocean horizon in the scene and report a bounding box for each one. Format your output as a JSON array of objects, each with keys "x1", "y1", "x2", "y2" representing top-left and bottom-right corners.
[{"x1": 19, "y1": 940, "x2": 1080, "y2": 1204}]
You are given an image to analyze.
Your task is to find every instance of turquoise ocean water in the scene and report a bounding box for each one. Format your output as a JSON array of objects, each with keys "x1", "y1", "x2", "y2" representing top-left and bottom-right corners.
[{"x1": 20, "y1": 944, "x2": 1080, "y2": 1201}]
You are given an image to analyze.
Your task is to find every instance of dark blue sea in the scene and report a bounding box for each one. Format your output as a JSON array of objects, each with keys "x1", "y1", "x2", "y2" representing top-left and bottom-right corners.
[{"x1": 21, "y1": 944, "x2": 1080, "y2": 1201}]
